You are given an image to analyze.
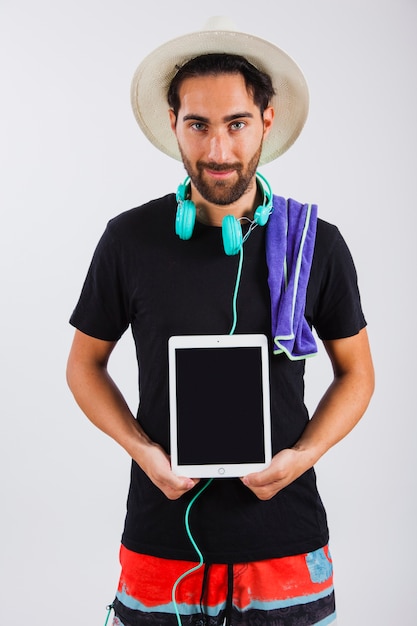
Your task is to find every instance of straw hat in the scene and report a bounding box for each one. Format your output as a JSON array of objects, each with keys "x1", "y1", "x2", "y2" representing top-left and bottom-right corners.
[{"x1": 130, "y1": 17, "x2": 309, "y2": 165}]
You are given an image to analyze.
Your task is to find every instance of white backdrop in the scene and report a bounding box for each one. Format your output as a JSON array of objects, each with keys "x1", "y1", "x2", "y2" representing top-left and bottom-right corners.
[{"x1": 1, "y1": 1, "x2": 416, "y2": 624}]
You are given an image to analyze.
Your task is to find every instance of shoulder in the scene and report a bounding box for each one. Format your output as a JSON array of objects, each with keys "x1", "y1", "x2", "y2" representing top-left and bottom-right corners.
[
  {"x1": 313, "y1": 217, "x2": 352, "y2": 267},
  {"x1": 106, "y1": 193, "x2": 176, "y2": 240},
  {"x1": 315, "y1": 217, "x2": 341, "y2": 248},
  {"x1": 306, "y1": 215, "x2": 366, "y2": 337}
]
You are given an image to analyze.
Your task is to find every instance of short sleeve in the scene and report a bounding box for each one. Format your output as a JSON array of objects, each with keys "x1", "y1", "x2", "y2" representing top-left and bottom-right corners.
[
  {"x1": 309, "y1": 223, "x2": 367, "y2": 340},
  {"x1": 69, "y1": 223, "x2": 130, "y2": 341}
]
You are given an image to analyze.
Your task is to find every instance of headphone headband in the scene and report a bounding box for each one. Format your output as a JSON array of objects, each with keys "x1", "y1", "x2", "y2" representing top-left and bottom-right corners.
[{"x1": 255, "y1": 171, "x2": 273, "y2": 210}]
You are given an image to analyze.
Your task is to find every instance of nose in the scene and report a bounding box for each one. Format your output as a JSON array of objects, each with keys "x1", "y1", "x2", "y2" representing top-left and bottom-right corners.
[{"x1": 207, "y1": 131, "x2": 231, "y2": 163}]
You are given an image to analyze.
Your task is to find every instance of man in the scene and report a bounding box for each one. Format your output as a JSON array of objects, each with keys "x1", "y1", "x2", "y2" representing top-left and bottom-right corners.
[{"x1": 67, "y1": 17, "x2": 374, "y2": 626}]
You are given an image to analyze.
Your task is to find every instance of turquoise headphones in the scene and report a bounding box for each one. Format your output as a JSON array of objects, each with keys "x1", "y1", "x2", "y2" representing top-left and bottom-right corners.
[{"x1": 175, "y1": 171, "x2": 273, "y2": 256}]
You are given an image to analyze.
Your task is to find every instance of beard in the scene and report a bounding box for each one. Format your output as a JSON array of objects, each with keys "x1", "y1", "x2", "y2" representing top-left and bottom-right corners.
[{"x1": 179, "y1": 143, "x2": 263, "y2": 206}]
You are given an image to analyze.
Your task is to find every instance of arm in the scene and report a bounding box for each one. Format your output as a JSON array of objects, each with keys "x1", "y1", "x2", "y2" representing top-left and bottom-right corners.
[
  {"x1": 66, "y1": 329, "x2": 199, "y2": 499},
  {"x1": 242, "y1": 327, "x2": 375, "y2": 500}
]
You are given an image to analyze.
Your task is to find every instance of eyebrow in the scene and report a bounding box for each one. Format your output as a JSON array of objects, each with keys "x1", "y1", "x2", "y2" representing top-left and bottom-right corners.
[{"x1": 182, "y1": 112, "x2": 255, "y2": 123}]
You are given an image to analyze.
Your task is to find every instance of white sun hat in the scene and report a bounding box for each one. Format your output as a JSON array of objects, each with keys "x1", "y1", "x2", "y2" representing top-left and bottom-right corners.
[{"x1": 130, "y1": 17, "x2": 309, "y2": 165}]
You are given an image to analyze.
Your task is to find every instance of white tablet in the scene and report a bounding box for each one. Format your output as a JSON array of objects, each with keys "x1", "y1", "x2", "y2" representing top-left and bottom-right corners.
[{"x1": 168, "y1": 334, "x2": 272, "y2": 478}]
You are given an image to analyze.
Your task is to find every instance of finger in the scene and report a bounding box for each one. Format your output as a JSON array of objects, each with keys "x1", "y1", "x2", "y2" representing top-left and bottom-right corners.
[
  {"x1": 244, "y1": 482, "x2": 279, "y2": 501},
  {"x1": 178, "y1": 477, "x2": 200, "y2": 490},
  {"x1": 164, "y1": 477, "x2": 199, "y2": 500},
  {"x1": 241, "y1": 470, "x2": 274, "y2": 488}
]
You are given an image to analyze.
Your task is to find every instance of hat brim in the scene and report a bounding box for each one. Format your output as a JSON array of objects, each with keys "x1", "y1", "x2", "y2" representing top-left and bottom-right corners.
[{"x1": 131, "y1": 28, "x2": 309, "y2": 165}]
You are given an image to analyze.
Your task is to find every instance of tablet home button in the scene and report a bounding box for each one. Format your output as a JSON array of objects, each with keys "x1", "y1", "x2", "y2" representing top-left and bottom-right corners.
[{"x1": 218, "y1": 467, "x2": 225, "y2": 475}]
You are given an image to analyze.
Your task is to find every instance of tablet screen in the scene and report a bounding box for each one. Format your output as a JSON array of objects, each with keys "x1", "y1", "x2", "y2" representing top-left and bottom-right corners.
[{"x1": 168, "y1": 334, "x2": 272, "y2": 477}]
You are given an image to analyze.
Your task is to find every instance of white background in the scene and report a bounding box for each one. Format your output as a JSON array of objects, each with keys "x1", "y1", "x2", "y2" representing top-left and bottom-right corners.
[{"x1": 1, "y1": 1, "x2": 416, "y2": 624}]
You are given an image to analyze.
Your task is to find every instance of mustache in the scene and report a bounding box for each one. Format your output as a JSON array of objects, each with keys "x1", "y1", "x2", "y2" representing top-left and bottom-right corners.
[{"x1": 197, "y1": 161, "x2": 242, "y2": 172}]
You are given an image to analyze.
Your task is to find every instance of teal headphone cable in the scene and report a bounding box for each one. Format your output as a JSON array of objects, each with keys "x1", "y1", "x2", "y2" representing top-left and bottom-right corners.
[
  {"x1": 172, "y1": 477, "x2": 214, "y2": 626},
  {"x1": 104, "y1": 604, "x2": 113, "y2": 625},
  {"x1": 229, "y1": 245, "x2": 244, "y2": 335}
]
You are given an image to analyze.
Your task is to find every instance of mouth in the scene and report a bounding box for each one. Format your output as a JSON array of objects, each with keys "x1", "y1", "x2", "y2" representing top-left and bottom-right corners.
[
  {"x1": 205, "y1": 168, "x2": 236, "y2": 180},
  {"x1": 201, "y1": 163, "x2": 240, "y2": 181}
]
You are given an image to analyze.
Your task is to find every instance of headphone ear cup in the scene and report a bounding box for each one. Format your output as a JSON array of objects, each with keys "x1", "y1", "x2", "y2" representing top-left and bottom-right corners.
[
  {"x1": 175, "y1": 199, "x2": 196, "y2": 240},
  {"x1": 253, "y1": 204, "x2": 271, "y2": 227},
  {"x1": 222, "y1": 215, "x2": 243, "y2": 256}
]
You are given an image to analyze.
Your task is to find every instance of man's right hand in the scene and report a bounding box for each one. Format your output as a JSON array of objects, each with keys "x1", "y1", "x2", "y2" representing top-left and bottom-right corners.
[{"x1": 138, "y1": 440, "x2": 200, "y2": 499}]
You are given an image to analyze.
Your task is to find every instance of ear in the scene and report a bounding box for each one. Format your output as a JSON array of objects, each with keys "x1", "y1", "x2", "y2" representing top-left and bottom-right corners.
[
  {"x1": 169, "y1": 109, "x2": 177, "y2": 134},
  {"x1": 262, "y1": 106, "x2": 275, "y2": 139}
]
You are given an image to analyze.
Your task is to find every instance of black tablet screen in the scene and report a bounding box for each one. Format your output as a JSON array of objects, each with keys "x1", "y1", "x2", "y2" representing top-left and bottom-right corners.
[{"x1": 174, "y1": 346, "x2": 266, "y2": 465}]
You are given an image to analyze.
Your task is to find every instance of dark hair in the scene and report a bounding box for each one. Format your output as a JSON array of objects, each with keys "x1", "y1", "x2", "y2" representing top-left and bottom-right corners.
[{"x1": 167, "y1": 53, "x2": 275, "y2": 116}]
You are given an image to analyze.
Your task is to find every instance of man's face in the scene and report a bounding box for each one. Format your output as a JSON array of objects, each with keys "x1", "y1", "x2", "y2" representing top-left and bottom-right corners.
[{"x1": 169, "y1": 73, "x2": 274, "y2": 206}]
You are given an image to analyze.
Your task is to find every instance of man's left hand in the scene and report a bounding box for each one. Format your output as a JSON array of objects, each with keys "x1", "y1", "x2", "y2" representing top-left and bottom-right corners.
[{"x1": 241, "y1": 448, "x2": 311, "y2": 500}]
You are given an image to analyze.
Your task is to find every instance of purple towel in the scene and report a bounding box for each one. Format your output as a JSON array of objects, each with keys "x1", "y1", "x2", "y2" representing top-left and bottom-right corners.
[{"x1": 265, "y1": 196, "x2": 318, "y2": 360}]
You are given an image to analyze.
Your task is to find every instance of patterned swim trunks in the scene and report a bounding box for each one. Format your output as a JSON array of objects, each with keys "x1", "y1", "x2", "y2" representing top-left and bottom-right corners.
[{"x1": 108, "y1": 544, "x2": 336, "y2": 625}]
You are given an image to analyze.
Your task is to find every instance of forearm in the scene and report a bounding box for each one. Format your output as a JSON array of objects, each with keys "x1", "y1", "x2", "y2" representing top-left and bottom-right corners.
[
  {"x1": 242, "y1": 328, "x2": 374, "y2": 499},
  {"x1": 293, "y1": 366, "x2": 374, "y2": 465},
  {"x1": 66, "y1": 329, "x2": 198, "y2": 498},
  {"x1": 66, "y1": 359, "x2": 150, "y2": 456},
  {"x1": 242, "y1": 370, "x2": 373, "y2": 499}
]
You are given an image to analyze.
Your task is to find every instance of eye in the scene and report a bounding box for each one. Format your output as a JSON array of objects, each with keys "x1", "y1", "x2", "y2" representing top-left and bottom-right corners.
[
  {"x1": 230, "y1": 121, "x2": 246, "y2": 131},
  {"x1": 190, "y1": 122, "x2": 207, "y2": 132}
]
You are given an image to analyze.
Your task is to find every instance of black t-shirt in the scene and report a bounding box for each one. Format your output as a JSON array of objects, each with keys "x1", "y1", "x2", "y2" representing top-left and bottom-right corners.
[{"x1": 70, "y1": 193, "x2": 366, "y2": 563}]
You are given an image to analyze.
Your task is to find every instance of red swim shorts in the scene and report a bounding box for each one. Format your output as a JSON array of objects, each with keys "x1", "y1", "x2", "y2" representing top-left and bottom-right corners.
[{"x1": 109, "y1": 544, "x2": 336, "y2": 625}]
